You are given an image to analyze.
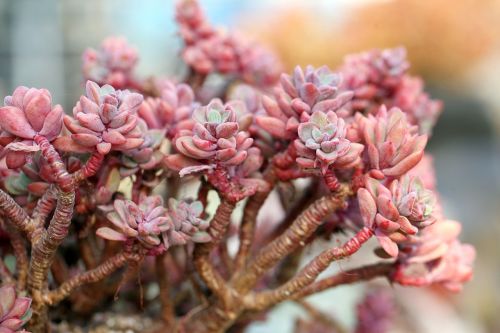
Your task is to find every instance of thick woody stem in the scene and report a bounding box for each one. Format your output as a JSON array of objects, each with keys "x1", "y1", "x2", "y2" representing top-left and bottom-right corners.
[
  {"x1": 31, "y1": 185, "x2": 57, "y2": 234},
  {"x1": 156, "y1": 253, "x2": 175, "y2": 328},
  {"x1": 28, "y1": 189, "x2": 75, "y2": 332},
  {"x1": 0, "y1": 189, "x2": 33, "y2": 239},
  {"x1": 244, "y1": 227, "x2": 374, "y2": 310},
  {"x1": 5, "y1": 223, "x2": 29, "y2": 290},
  {"x1": 293, "y1": 262, "x2": 394, "y2": 299},
  {"x1": 233, "y1": 166, "x2": 276, "y2": 272},
  {"x1": 72, "y1": 151, "x2": 105, "y2": 184},
  {"x1": 44, "y1": 251, "x2": 139, "y2": 306},
  {"x1": 193, "y1": 200, "x2": 237, "y2": 307},
  {"x1": 34, "y1": 135, "x2": 73, "y2": 192},
  {"x1": 231, "y1": 185, "x2": 351, "y2": 292}
]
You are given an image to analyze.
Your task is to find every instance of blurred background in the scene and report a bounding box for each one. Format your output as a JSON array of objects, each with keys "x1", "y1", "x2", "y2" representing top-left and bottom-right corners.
[{"x1": 0, "y1": 0, "x2": 499, "y2": 332}]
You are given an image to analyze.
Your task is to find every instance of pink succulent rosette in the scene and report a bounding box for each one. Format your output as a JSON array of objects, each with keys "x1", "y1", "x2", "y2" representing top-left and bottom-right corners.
[
  {"x1": 138, "y1": 80, "x2": 197, "y2": 138},
  {"x1": 97, "y1": 195, "x2": 170, "y2": 250},
  {"x1": 294, "y1": 111, "x2": 364, "y2": 174},
  {"x1": 395, "y1": 219, "x2": 475, "y2": 292},
  {"x1": 166, "y1": 99, "x2": 255, "y2": 176},
  {"x1": 355, "y1": 289, "x2": 395, "y2": 333},
  {"x1": 64, "y1": 81, "x2": 144, "y2": 155},
  {"x1": 162, "y1": 198, "x2": 210, "y2": 248},
  {"x1": 257, "y1": 65, "x2": 353, "y2": 140},
  {"x1": 393, "y1": 76, "x2": 443, "y2": 135},
  {"x1": 352, "y1": 105, "x2": 427, "y2": 179},
  {"x1": 175, "y1": 0, "x2": 281, "y2": 86},
  {"x1": 0, "y1": 285, "x2": 32, "y2": 333},
  {"x1": 357, "y1": 176, "x2": 436, "y2": 257},
  {"x1": 341, "y1": 47, "x2": 409, "y2": 113},
  {"x1": 0, "y1": 87, "x2": 63, "y2": 168},
  {"x1": 82, "y1": 36, "x2": 138, "y2": 89}
]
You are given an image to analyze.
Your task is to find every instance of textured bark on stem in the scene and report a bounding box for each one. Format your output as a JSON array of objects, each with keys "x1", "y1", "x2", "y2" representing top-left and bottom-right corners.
[
  {"x1": 234, "y1": 167, "x2": 276, "y2": 272},
  {"x1": 193, "y1": 200, "x2": 237, "y2": 307},
  {"x1": 244, "y1": 227, "x2": 374, "y2": 310},
  {"x1": 156, "y1": 253, "x2": 175, "y2": 329},
  {"x1": 5, "y1": 222, "x2": 29, "y2": 290},
  {"x1": 293, "y1": 262, "x2": 394, "y2": 299},
  {"x1": 72, "y1": 151, "x2": 105, "y2": 183},
  {"x1": 34, "y1": 135, "x2": 73, "y2": 192},
  {"x1": 0, "y1": 189, "x2": 33, "y2": 239},
  {"x1": 231, "y1": 185, "x2": 351, "y2": 292},
  {"x1": 44, "y1": 251, "x2": 138, "y2": 306},
  {"x1": 31, "y1": 185, "x2": 57, "y2": 235},
  {"x1": 28, "y1": 189, "x2": 75, "y2": 332}
]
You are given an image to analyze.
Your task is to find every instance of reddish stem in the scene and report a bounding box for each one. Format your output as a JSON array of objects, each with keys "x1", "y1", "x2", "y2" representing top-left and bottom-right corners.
[{"x1": 34, "y1": 135, "x2": 73, "y2": 192}]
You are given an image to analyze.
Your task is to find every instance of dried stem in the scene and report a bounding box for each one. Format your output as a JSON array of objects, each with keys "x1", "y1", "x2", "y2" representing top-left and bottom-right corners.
[
  {"x1": 44, "y1": 250, "x2": 140, "y2": 306},
  {"x1": 156, "y1": 253, "x2": 175, "y2": 328},
  {"x1": 292, "y1": 262, "x2": 394, "y2": 299},
  {"x1": 244, "y1": 227, "x2": 374, "y2": 310},
  {"x1": 193, "y1": 199, "x2": 237, "y2": 307},
  {"x1": 33, "y1": 135, "x2": 73, "y2": 192},
  {"x1": 5, "y1": 222, "x2": 29, "y2": 290},
  {"x1": 0, "y1": 189, "x2": 34, "y2": 239},
  {"x1": 31, "y1": 185, "x2": 57, "y2": 233},
  {"x1": 28, "y1": 189, "x2": 75, "y2": 332},
  {"x1": 231, "y1": 184, "x2": 351, "y2": 293},
  {"x1": 72, "y1": 151, "x2": 105, "y2": 184},
  {"x1": 233, "y1": 180, "x2": 273, "y2": 272}
]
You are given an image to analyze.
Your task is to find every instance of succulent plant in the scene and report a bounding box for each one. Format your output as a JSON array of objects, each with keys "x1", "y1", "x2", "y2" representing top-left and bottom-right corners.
[
  {"x1": 64, "y1": 81, "x2": 144, "y2": 155},
  {"x1": 0, "y1": 87, "x2": 63, "y2": 168},
  {"x1": 395, "y1": 219, "x2": 475, "y2": 292},
  {"x1": 120, "y1": 120, "x2": 166, "y2": 177},
  {"x1": 355, "y1": 105, "x2": 427, "y2": 179},
  {"x1": 257, "y1": 65, "x2": 353, "y2": 140},
  {"x1": 96, "y1": 195, "x2": 169, "y2": 249},
  {"x1": 0, "y1": 285, "x2": 32, "y2": 333},
  {"x1": 173, "y1": 99, "x2": 253, "y2": 169},
  {"x1": 393, "y1": 76, "x2": 443, "y2": 135},
  {"x1": 162, "y1": 198, "x2": 210, "y2": 248},
  {"x1": 294, "y1": 111, "x2": 364, "y2": 174},
  {"x1": 82, "y1": 36, "x2": 138, "y2": 89},
  {"x1": 357, "y1": 176, "x2": 436, "y2": 257},
  {"x1": 138, "y1": 81, "x2": 196, "y2": 138},
  {"x1": 341, "y1": 47, "x2": 409, "y2": 113},
  {"x1": 354, "y1": 289, "x2": 395, "y2": 333}
]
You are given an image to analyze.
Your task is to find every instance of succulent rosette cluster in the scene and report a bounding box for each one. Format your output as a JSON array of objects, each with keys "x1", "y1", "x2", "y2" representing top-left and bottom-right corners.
[
  {"x1": 175, "y1": 0, "x2": 280, "y2": 86},
  {"x1": 341, "y1": 47, "x2": 409, "y2": 113},
  {"x1": 97, "y1": 195, "x2": 209, "y2": 252},
  {"x1": 294, "y1": 111, "x2": 363, "y2": 174},
  {"x1": 0, "y1": 87, "x2": 63, "y2": 168},
  {"x1": 357, "y1": 176, "x2": 436, "y2": 257},
  {"x1": 257, "y1": 65, "x2": 353, "y2": 140},
  {"x1": 82, "y1": 36, "x2": 138, "y2": 89},
  {"x1": 64, "y1": 81, "x2": 144, "y2": 155},
  {"x1": 0, "y1": 285, "x2": 32, "y2": 333},
  {"x1": 351, "y1": 106, "x2": 427, "y2": 179},
  {"x1": 162, "y1": 198, "x2": 210, "y2": 247},
  {"x1": 166, "y1": 99, "x2": 255, "y2": 176},
  {"x1": 97, "y1": 195, "x2": 170, "y2": 249},
  {"x1": 354, "y1": 289, "x2": 395, "y2": 333},
  {"x1": 393, "y1": 76, "x2": 443, "y2": 135},
  {"x1": 340, "y1": 47, "x2": 442, "y2": 134},
  {"x1": 138, "y1": 80, "x2": 197, "y2": 138},
  {"x1": 395, "y1": 219, "x2": 475, "y2": 291}
]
